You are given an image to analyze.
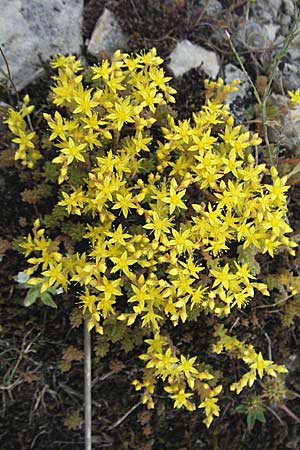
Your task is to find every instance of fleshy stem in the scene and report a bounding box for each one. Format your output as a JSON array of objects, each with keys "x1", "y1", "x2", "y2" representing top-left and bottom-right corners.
[
  {"x1": 84, "y1": 316, "x2": 92, "y2": 450},
  {"x1": 279, "y1": 403, "x2": 300, "y2": 424}
]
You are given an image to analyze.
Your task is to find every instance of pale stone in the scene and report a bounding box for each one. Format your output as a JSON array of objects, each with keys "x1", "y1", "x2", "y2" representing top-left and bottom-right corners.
[
  {"x1": 224, "y1": 64, "x2": 251, "y2": 102},
  {"x1": 282, "y1": 0, "x2": 295, "y2": 15},
  {"x1": 0, "y1": 0, "x2": 83, "y2": 92},
  {"x1": 281, "y1": 61, "x2": 300, "y2": 91},
  {"x1": 280, "y1": 13, "x2": 291, "y2": 27},
  {"x1": 168, "y1": 40, "x2": 219, "y2": 78},
  {"x1": 252, "y1": 0, "x2": 281, "y2": 20},
  {"x1": 87, "y1": 8, "x2": 128, "y2": 55},
  {"x1": 264, "y1": 23, "x2": 280, "y2": 41},
  {"x1": 270, "y1": 94, "x2": 300, "y2": 149},
  {"x1": 14, "y1": 272, "x2": 30, "y2": 284},
  {"x1": 237, "y1": 20, "x2": 280, "y2": 49},
  {"x1": 224, "y1": 64, "x2": 252, "y2": 122},
  {"x1": 206, "y1": 0, "x2": 223, "y2": 16},
  {"x1": 204, "y1": 0, "x2": 222, "y2": 16}
]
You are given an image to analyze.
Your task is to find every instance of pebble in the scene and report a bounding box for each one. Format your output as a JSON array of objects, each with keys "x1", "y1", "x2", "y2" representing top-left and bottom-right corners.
[
  {"x1": 251, "y1": 0, "x2": 281, "y2": 20},
  {"x1": 270, "y1": 94, "x2": 300, "y2": 149},
  {"x1": 224, "y1": 63, "x2": 252, "y2": 122},
  {"x1": 282, "y1": 0, "x2": 296, "y2": 15},
  {"x1": 281, "y1": 62, "x2": 300, "y2": 91},
  {"x1": 87, "y1": 8, "x2": 128, "y2": 56},
  {"x1": 237, "y1": 20, "x2": 280, "y2": 49},
  {"x1": 205, "y1": 0, "x2": 222, "y2": 16},
  {"x1": 281, "y1": 13, "x2": 292, "y2": 26},
  {"x1": 0, "y1": 0, "x2": 83, "y2": 92},
  {"x1": 168, "y1": 40, "x2": 219, "y2": 78}
]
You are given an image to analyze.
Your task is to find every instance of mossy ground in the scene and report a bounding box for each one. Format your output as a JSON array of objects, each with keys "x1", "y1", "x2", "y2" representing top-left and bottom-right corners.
[{"x1": 1, "y1": 1, "x2": 300, "y2": 449}]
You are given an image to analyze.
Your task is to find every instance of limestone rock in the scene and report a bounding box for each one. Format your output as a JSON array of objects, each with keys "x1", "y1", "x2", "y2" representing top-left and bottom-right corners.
[
  {"x1": 224, "y1": 64, "x2": 252, "y2": 122},
  {"x1": 237, "y1": 20, "x2": 280, "y2": 50},
  {"x1": 251, "y1": 0, "x2": 281, "y2": 21},
  {"x1": 269, "y1": 94, "x2": 300, "y2": 149},
  {"x1": 0, "y1": 0, "x2": 83, "y2": 92},
  {"x1": 87, "y1": 8, "x2": 128, "y2": 55},
  {"x1": 204, "y1": 0, "x2": 222, "y2": 16},
  {"x1": 264, "y1": 23, "x2": 280, "y2": 41},
  {"x1": 280, "y1": 13, "x2": 292, "y2": 27},
  {"x1": 280, "y1": 60, "x2": 300, "y2": 91},
  {"x1": 168, "y1": 40, "x2": 219, "y2": 78},
  {"x1": 224, "y1": 64, "x2": 251, "y2": 101},
  {"x1": 282, "y1": 0, "x2": 296, "y2": 15}
]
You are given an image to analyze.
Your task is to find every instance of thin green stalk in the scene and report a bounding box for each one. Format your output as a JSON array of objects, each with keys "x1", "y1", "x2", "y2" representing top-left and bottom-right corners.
[
  {"x1": 226, "y1": 2, "x2": 300, "y2": 165},
  {"x1": 261, "y1": 5, "x2": 299, "y2": 163},
  {"x1": 225, "y1": 30, "x2": 262, "y2": 107}
]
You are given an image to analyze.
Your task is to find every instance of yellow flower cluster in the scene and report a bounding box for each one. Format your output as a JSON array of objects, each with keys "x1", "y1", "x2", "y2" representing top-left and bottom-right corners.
[
  {"x1": 5, "y1": 94, "x2": 41, "y2": 167},
  {"x1": 134, "y1": 332, "x2": 222, "y2": 427},
  {"x1": 213, "y1": 325, "x2": 287, "y2": 394},
  {"x1": 44, "y1": 51, "x2": 175, "y2": 184},
  {"x1": 9, "y1": 49, "x2": 296, "y2": 427}
]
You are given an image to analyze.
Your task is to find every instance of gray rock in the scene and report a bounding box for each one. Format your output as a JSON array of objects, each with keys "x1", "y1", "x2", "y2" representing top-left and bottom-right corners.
[
  {"x1": 289, "y1": 21, "x2": 300, "y2": 51},
  {"x1": 0, "y1": 101, "x2": 11, "y2": 109},
  {"x1": 288, "y1": 104, "x2": 300, "y2": 144},
  {"x1": 270, "y1": 94, "x2": 300, "y2": 149},
  {"x1": 285, "y1": 353, "x2": 299, "y2": 372},
  {"x1": 203, "y1": 0, "x2": 222, "y2": 16},
  {"x1": 288, "y1": 45, "x2": 300, "y2": 62},
  {"x1": 280, "y1": 13, "x2": 292, "y2": 26},
  {"x1": 267, "y1": 0, "x2": 282, "y2": 16},
  {"x1": 224, "y1": 64, "x2": 252, "y2": 122},
  {"x1": 168, "y1": 40, "x2": 219, "y2": 78},
  {"x1": 264, "y1": 23, "x2": 280, "y2": 41},
  {"x1": 87, "y1": 8, "x2": 128, "y2": 55},
  {"x1": 14, "y1": 272, "x2": 30, "y2": 285},
  {"x1": 282, "y1": 0, "x2": 296, "y2": 15},
  {"x1": 224, "y1": 64, "x2": 250, "y2": 101},
  {"x1": 280, "y1": 61, "x2": 300, "y2": 91},
  {"x1": 0, "y1": 0, "x2": 83, "y2": 92},
  {"x1": 237, "y1": 21, "x2": 264, "y2": 49},
  {"x1": 251, "y1": 0, "x2": 281, "y2": 21},
  {"x1": 237, "y1": 20, "x2": 280, "y2": 50}
]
